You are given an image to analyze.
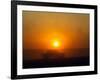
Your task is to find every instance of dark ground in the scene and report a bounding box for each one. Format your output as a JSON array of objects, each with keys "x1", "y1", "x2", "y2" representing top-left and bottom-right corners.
[
  {"x1": 23, "y1": 48, "x2": 89, "y2": 69},
  {"x1": 23, "y1": 57, "x2": 89, "y2": 69}
]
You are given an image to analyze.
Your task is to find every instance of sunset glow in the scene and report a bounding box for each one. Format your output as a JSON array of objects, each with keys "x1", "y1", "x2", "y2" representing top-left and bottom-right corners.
[{"x1": 23, "y1": 11, "x2": 89, "y2": 59}]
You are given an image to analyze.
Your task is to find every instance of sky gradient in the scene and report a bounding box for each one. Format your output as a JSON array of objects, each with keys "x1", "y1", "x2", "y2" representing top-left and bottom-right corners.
[{"x1": 23, "y1": 11, "x2": 89, "y2": 51}]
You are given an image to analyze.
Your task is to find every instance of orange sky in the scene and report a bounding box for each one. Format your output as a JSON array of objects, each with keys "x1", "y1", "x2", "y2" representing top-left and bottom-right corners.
[{"x1": 23, "y1": 11, "x2": 89, "y2": 50}]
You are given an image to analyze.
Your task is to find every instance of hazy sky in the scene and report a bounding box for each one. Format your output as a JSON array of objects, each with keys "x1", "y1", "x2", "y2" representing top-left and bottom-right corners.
[{"x1": 23, "y1": 11, "x2": 89, "y2": 50}]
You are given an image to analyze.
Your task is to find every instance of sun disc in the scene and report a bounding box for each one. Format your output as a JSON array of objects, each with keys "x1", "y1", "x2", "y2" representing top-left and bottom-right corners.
[{"x1": 53, "y1": 41, "x2": 60, "y2": 48}]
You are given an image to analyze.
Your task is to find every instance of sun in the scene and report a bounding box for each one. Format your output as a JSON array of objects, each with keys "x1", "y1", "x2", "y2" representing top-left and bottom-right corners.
[{"x1": 52, "y1": 41, "x2": 60, "y2": 48}]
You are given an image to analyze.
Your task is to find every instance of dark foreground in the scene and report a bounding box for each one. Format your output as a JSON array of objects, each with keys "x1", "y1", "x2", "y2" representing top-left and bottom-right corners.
[
  {"x1": 23, "y1": 57, "x2": 89, "y2": 69},
  {"x1": 23, "y1": 49, "x2": 89, "y2": 69}
]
